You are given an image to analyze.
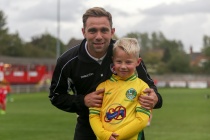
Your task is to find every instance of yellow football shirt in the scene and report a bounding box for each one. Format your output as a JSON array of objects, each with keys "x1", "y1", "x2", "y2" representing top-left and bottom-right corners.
[{"x1": 89, "y1": 74, "x2": 151, "y2": 140}]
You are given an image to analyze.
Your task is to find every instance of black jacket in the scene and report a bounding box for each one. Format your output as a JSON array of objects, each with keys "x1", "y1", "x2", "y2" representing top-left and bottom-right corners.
[{"x1": 49, "y1": 39, "x2": 162, "y2": 139}]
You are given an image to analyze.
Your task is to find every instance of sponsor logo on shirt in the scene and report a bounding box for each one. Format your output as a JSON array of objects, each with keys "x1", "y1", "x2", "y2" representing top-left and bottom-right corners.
[
  {"x1": 80, "y1": 73, "x2": 94, "y2": 78},
  {"x1": 104, "y1": 103, "x2": 126, "y2": 124}
]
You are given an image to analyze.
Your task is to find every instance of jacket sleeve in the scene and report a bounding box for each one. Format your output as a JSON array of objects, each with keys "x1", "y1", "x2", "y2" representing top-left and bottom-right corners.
[
  {"x1": 136, "y1": 60, "x2": 163, "y2": 109},
  {"x1": 48, "y1": 57, "x2": 86, "y2": 114}
]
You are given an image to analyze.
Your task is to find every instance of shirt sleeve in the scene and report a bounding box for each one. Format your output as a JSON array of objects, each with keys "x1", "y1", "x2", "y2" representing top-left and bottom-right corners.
[
  {"x1": 114, "y1": 83, "x2": 151, "y2": 140},
  {"x1": 114, "y1": 111, "x2": 150, "y2": 139},
  {"x1": 89, "y1": 110, "x2": 113, "y2": 140},
  {"x1": 89, "y1": 82, "x2": 113, "y2": 140}
]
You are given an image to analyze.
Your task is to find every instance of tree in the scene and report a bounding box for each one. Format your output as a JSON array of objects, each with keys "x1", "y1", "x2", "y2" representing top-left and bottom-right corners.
[
  {"x1": 2, "y1": 33, "x2": 24, "y2": 56},
  {"x1": 0, "y1": 10, "x2": 25, "y2": 56},
  {"x1": 0, "y1": 10, "x2": 9, "y2": 54},
  {"x1": 160, "y1": 40, "x2": 184, "y2": 62},
  {"x1": 202, "y1": 35, "x2": 210, "y2": 56},
  {"x1": 201, "y1": 35, "x2": 210, "y2": 74},
  {"x1": 0, "y1": 10, "x2": 8, "y2": 35},
  {"x1": 167, "y1": 51, "x2": 191, "y2": 73},
  {"x1": 28, "y1": 32, "x2": 66, "y2": 58},
  {"x1": 203, "y1": 35, "x2": 210, "y2": 48},
  {"x1": 124, "y1": 31, "x2": 188, "y2": 74}
]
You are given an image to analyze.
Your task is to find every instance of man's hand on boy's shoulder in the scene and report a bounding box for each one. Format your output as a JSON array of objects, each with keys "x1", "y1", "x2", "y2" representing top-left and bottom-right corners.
[{"x1": 139, "y1": 88, "x2": 158, "y2": 110}]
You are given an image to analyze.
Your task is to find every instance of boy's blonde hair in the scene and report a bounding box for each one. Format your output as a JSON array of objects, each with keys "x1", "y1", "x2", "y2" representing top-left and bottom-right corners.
[{"x1": 113, "y1": 38, "x2": 140, "y2": 58}]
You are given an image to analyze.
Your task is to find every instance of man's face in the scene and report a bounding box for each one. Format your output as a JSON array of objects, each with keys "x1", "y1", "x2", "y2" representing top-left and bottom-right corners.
[{"x1": 82, "y1": 17, "x2": 115, "y2": 58}]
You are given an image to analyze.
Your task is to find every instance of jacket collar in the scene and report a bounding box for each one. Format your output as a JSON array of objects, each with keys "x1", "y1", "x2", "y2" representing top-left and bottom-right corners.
[{"x1": 78, "y1": 39, "x2": 115, "y2": 63}]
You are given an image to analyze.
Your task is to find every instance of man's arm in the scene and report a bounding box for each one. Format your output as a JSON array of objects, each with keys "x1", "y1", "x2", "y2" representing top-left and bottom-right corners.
[
  {"x1": 48, "y1": 58, "x2": 86, "y2": 113},
  {"x1": 136, "y1": 60, "x2": 163, "y2": 109},
  {"x1": 139, "y1": 88, "x2": 160, "y2": 110}
]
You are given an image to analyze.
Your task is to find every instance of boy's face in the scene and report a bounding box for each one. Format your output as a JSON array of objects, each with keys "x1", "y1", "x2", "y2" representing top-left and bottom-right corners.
[
  {"x1": 82, "y1": 16, "x2": 115, "y2": 58},
  {"x1": 113, "y1": 47, "x2": 141, "y2": 79}
]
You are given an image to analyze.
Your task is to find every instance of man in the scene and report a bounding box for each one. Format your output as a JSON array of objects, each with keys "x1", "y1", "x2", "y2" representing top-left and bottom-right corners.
[{"x1": 49, "y1": 7, "x2": 162, "y2": 140}]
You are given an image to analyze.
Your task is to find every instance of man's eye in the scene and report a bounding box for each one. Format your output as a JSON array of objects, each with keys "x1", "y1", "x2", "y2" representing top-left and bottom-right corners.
[
  {"x1": 101, "y1": 28, "x2": 109, "y2": 33},
  {"x1": 88, "y1": 29, "x2": 96, "y2": 33}
]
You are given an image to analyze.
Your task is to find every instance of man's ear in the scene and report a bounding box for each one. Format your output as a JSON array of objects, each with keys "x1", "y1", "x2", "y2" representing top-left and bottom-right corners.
[
  {"x1": 137, "y1": 57, "x2": 142, "y2": 66},
  {"x1": 82, "y1": 28, "x2": 85, "y2": 37},
  {"x1": 111, "y1": 28, "x2": 115, "y2": 37}
]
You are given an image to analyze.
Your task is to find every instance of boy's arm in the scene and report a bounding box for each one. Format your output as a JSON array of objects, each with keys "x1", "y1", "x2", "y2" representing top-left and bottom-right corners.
[
  {"x1": 115, "y1": 84, "x2": 150, "y2": 140},
  {"x1": 89, "y1": 108, "x2": 113, "y2": 140},
  {"x1": 89, "y1": 83, "x2": 113, "y2": 140},
  {"x1": 114, "y1": 107, "x2": 150, "y2": 139}
]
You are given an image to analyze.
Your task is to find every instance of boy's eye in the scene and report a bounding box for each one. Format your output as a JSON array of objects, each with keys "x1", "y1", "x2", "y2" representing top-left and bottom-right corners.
[
  {"x1": 115, "y1": 60, "x2": 121, "y2": 63},
  {"x1": 126, "y1": 61, "x2": 132, "y2": 64}
]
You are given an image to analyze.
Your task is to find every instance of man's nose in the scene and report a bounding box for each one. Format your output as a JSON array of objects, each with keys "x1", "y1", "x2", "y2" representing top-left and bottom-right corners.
[{"x1": 96, "y1": 32, "x2": 103, "y2": 39}]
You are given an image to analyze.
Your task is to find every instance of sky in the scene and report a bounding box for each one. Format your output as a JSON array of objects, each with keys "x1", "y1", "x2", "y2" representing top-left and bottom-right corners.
[{"x1": 0, "y1": 0, "x2": 210, "y2": 53}]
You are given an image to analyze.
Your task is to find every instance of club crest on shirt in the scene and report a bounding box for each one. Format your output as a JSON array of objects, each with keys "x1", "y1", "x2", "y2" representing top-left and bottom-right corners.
[{"x1": 126, "y1": 88, "x2": 137, "y2": 100}]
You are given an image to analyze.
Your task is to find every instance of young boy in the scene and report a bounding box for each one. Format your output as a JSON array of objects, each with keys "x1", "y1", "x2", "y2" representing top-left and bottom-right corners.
[{"x1": 89, "y1": 38, "x2": 151, "y2": 140}]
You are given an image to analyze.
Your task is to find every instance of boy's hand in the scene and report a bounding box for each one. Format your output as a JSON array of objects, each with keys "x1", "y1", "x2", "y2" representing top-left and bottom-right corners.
[{"x1": 109, "y1": 133, "x2": 119, "y2": 140}]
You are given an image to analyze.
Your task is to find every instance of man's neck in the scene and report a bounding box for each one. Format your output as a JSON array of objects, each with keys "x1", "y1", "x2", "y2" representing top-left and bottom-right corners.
[{"x1": 85, "y1": 42, "x2": 106, "y2": 63}]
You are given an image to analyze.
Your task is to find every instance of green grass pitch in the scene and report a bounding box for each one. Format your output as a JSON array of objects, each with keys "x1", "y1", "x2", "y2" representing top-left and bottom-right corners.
[{"x1": 0, "y1": 88, "x2": 210, "y2": 140}]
